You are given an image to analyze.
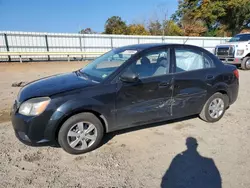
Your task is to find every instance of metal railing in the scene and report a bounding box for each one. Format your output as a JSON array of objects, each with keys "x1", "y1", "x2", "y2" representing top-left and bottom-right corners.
[
  {"x1": 0, "y1": 31, "x2": 230, "y2": 62},
  {"x1": 0, "y1": 52, "x2": 103, "y2": 63}
]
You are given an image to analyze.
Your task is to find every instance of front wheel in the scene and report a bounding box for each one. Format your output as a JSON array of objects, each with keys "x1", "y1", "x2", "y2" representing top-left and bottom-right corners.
[
  {"x1": 199, "y1": 93, "x2": 228, "y2": 123},
  {"x1": 58, "y1": 112, "x2": 104, "y2": 155},
  {"x1": 241, "y1": 57, "x2": 250, "y2": 70}
]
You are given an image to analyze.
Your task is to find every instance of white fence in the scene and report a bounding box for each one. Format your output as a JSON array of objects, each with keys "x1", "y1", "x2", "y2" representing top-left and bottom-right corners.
[{"x1": 0, "y1": 31, "x2": 230, "y2": 62}]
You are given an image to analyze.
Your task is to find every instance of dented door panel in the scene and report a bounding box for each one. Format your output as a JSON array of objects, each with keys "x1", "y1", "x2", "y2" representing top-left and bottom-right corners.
[
  {"x1": 172, "y1": 69, "x2": 212, "y2": 118},
  {"x1": 115, "y1": 75, "x2": 173, "y2": 128}
]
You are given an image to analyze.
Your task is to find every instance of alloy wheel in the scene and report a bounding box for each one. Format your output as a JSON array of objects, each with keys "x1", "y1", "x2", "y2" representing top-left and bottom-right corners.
[
  {"x1": 67, "y1": 121, "x2": 97, "y2": 150},
  {"x1": 245, "y1": 59, "x2": 250, "y2": 69},
  {"x1": 208, "y1": 98, "x2": 225, "y2": 119}
]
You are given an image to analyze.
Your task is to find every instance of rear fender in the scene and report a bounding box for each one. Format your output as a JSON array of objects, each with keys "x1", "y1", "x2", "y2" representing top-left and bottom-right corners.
[{"x1": 209, "y1": 83, "x2": 231, "y2": 103}]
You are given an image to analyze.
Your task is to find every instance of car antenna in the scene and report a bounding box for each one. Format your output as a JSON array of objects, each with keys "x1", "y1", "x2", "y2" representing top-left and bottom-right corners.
[{"x1": 183, "y1": 37, "x2": 189, "y2": 44}]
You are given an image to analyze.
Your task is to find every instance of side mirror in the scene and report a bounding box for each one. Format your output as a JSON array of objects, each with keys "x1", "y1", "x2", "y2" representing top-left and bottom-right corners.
[{"x1": 120, "y1": 70, "x2": 139, "y2": 83}]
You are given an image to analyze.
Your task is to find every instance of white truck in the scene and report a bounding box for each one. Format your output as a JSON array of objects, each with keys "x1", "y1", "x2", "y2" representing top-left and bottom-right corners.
[{"x1": 215, "y1": 33, "x2": 250, "y2": 70}]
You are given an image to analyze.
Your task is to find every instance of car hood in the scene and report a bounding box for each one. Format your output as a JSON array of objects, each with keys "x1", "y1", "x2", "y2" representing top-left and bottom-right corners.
[
  {"x1": 18, "y1": 72, "x2": 97, "y2": 102},
  {"x1": 217, "y1": 41, "x2": 249, "y2": 47}
]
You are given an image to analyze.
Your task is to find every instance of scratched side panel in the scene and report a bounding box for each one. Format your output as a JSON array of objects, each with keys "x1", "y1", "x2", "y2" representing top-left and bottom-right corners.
[
  {"x1": 172, "y1": 69, "x2": 212, "y2": 118},
  {"x1": 116, "y1": 97, "x2": 173, "y2": 127},
  {"x1": 115, "y1": 75, "x2": 173, "y2": 129}
]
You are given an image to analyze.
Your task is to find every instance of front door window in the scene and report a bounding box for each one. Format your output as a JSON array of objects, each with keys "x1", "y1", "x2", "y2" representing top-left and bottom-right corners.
[{"x1": 127, "y1": 49, "x2": 170, "y2": 79}]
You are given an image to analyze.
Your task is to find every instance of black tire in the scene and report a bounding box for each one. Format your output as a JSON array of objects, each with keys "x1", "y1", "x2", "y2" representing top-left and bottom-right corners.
[
  {"x1": 58, "y1": 112, "x2": 104, "y2": 155},
  {"x1": 199, "y1": 93, "x2": 228, "y2": 123},
  {"x1": 241, "y1": 56, "x2": 250, "y2": 70}
]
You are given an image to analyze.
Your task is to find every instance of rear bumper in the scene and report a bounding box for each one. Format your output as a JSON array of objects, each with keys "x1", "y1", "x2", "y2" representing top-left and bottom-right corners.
[
  {"x1": 229, "y1": 82, "x2": 239, "y2": 105},
  {"x1": 217, "y1": 57, "x2": 242, "y2": 65}
]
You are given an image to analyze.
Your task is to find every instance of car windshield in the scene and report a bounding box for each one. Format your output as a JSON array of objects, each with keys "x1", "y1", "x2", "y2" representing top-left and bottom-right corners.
[
  {"x1": 229, "y1": 34, "x2": 250, "y2": 42},
  {"x1": 80, "y1": 48, "x2": 138, "y2": 82}
]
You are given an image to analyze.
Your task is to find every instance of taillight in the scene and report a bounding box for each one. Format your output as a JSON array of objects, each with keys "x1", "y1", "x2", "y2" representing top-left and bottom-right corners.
[{"x1": 233, "y1": 69, "x2": 239, "y2": 79}]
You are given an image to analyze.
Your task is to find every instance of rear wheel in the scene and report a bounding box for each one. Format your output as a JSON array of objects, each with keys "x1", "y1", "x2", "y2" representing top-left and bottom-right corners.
[
  {"x1": 58, "y1": 112, "x2": 104, "y2": 155},
  {"x1": 199, "y1": 93, "x2": 228, "y2": 122},
  {"x1": 241, "y1": 57, "x2": 250, "y2": 70}
]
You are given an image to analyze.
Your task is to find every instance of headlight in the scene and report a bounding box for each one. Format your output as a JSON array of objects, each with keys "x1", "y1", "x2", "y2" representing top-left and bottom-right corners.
[
  {"x1": 236, "y1": 49, "x2": 244, "y2": 56},
  {"x1": 19, "y1": 97, "x2": 51, "y2": 116}
]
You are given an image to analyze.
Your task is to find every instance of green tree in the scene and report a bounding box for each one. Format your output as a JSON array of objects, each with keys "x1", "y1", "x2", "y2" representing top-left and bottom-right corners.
[
  {"x1": 164, "y1": 20, "x2": 184, "y2": 36},
  {"x1": 181, "y1": 14, "x2": 207, "y2": 36},
  {"x1": 172, "y1": 0, "x2": 250, "y2": 36},
  {"x1": 79, "y1": 28, "x2": 96, "y2": 34},
  {"x1": 195, "y1": 0, "x2": 225, "y2": 31},
  {"x1": 172, "y1": 0, "x2": 198, "y2": 23},
  {"x1": 104, "y1": 16, "x2": 127, "y2": 35},
  {"x1": 221, "y1": 0, "x2": 250, "y2": 35},
  {"x1": 172, "y1": 0, "x2": 224, "y2": 36},
  {"x1": 127, "y1": 24, "x2": 150, "y2": 35},
  {"x1": 148, "y1": 20, "x2": 162, "y2": 35}
]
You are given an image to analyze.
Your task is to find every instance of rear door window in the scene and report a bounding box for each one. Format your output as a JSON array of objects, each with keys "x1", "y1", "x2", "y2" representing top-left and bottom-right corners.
[{"x1": 174, "y1": 48, "x2": 214, "y2": 73}]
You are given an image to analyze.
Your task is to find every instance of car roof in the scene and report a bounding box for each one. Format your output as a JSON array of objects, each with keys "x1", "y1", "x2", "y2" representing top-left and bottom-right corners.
[
  {"x1": 116, "y1": 43, "x2": 167, "y2": 51},
  {"x1": 236, "y1": 33, "x2": 250, "y2": 36},
  {"x1": 116, "y1": 43, "x2": 200, "y2": 51}
]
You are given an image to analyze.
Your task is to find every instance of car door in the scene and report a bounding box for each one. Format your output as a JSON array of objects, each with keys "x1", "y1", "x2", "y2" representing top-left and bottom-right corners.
[
  {"x1": 115, "y1": 47, "x2": 174, "y2": 129},
  {"x1": 172, "y1": 46, "x2": 216, "y2": 118}
]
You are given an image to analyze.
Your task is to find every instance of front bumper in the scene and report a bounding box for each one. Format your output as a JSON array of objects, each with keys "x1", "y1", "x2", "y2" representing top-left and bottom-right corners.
[
  {"x1": 217, "y1": 57, "x2": 242, "y2": 65},
  {"x1": 11, "y1": 113, "x2": 51, "y2": 146},
  {"x1": 14, "y1": 130, "x2": 50, "y2": 146},
  {"x1": 11, "y1": 99, "x2": 67, "y2": 147}
]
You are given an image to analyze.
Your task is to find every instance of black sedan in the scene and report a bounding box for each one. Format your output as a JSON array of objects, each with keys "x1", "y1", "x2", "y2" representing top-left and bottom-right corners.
[{"x1": 11, "y1": 43, "x2": 239, "y2": 154}]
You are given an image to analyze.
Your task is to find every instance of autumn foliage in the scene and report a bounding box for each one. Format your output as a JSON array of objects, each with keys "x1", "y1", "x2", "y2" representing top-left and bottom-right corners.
[{"x1": 80, "y1": 0, "x2": 250, "y2": 37}]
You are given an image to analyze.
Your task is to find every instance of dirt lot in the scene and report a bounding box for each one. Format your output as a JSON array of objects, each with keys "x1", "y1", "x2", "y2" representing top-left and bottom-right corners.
[{"x1": 0, "y1": 62, "x2": 250, "y2": 188}]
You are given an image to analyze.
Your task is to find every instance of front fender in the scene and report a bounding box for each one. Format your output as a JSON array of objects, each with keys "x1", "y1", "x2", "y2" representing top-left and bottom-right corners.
[
  {"x1": 44, "y1": 98, "x2": 112, "y2": 142},
  {"x1": 57, "y1": 98, "x2": 105, "y2": 115}
]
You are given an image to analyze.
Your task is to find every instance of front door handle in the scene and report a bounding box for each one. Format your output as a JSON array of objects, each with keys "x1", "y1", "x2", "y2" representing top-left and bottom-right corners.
[{"x1": 206, "y1": 75, "x2": 214, "y2": 80}]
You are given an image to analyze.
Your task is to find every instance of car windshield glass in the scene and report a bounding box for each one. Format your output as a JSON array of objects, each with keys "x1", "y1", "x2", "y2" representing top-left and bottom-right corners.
[
  {"x1": 229, "y1": 34, "x2": 250, "y2": 42},
  {"x1": 80, "y1": 48, "x2": 138, "y2": 82}
]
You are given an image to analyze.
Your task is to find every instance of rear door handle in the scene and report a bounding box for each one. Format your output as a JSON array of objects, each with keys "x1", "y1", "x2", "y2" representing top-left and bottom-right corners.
[
  {"x1": 158, "y1": 82, "x2": 170, "y2": 88},
  {"x1": 177, "y1": 93, "x2": 189, "y2": 97},
  {"x1": 206, "y1": 75, "x2": 214, "y2": 80}
]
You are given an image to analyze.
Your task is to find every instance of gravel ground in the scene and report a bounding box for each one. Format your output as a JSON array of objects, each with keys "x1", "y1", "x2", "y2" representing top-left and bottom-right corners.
[{"x1": 0, "y1": 62, "x2": 249, "y2": 188}]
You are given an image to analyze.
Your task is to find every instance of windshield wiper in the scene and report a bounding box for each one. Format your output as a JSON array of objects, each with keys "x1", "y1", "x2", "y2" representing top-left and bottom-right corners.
[
  {"x1": 76, "y1": 70, "x2": 100, "y2": 83},
  {"x1": 75, "y1": 70, "x2": 89, "y2": 79},
  {"x1": 80, "y1": 72, "x2": 90, "y2": 80}
]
